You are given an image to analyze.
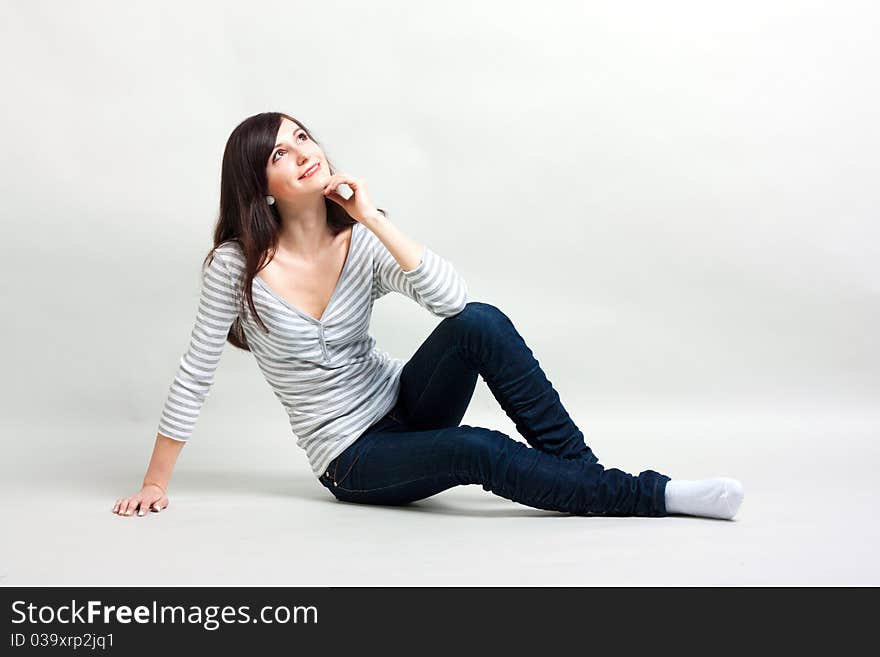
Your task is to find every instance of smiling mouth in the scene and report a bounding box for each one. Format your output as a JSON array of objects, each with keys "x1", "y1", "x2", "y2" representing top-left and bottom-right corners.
[{"x1": 299, "y1": 162, "x2": 320, "y2": 179}]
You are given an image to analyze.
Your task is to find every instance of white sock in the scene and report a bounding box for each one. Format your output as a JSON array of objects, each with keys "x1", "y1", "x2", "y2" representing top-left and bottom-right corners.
[{"x1": 664, "y1": 477, "x2": 744, "y2": 520}]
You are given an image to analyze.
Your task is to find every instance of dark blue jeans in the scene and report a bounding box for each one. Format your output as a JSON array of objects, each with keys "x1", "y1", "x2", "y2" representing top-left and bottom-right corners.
[{"x1": 318, "y1": 302, "x2": 671, "y2": 517}]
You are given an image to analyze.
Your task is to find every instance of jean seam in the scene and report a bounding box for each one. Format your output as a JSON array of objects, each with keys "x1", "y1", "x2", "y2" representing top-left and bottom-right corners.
[
  {"x1": 335, "y1": 453, "x2": 361, "y2": 487},
  {"x1": 334, "y1": 473, "x2": 443, "y2": 494}
]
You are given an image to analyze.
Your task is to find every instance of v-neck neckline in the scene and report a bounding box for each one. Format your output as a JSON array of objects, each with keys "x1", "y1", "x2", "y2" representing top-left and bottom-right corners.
[{"x1": 254, "y1": 223, "x2": 358, "y2": 326}]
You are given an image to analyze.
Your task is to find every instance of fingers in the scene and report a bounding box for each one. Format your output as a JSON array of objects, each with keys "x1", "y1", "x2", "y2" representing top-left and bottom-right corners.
[
  {"x1": 112, "y1": 495, "x2": 163, "y2": 517},
  {"x1": 322, "y1": 175, "x2": 348, "y2": 206},
  {"x1": 324, "y1": 190, "x2": 346, "y2": 206},
  {"x1": 323, "y1": 173, "x2": 359, "y2": 196},
  {"x1": 118, "y1": 498, "x2": 134, "y2": 516}
]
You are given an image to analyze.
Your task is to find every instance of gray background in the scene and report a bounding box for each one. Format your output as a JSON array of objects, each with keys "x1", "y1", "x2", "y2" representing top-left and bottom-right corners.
[{"x1": 1, "y1": 0, "x2": 877, "y2": 585}]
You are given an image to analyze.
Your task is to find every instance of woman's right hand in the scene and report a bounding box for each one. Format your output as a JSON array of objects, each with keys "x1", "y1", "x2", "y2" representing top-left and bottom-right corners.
[{"x1": 112, "y1": 483, "x2": 168, "y2": 517}]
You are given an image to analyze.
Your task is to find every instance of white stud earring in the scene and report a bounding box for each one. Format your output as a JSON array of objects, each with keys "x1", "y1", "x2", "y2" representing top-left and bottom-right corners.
[{"x1": 266, "y1": 195, "x2": 275, "y2": 205}]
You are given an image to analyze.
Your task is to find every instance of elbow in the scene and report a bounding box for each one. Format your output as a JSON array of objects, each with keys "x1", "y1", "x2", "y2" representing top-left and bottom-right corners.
[{"x1": 432, "y1": 287, "x2": 469, "y2": 318}]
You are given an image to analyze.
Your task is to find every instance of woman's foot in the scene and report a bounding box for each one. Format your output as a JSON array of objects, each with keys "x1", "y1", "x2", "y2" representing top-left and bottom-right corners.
[{"x1": 664, "y1": 477, "x2": 744, "y2": 520}]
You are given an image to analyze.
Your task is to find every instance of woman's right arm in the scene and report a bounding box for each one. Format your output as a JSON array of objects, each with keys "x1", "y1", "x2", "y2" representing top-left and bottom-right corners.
[
  {"x1": 113, "y1": 246, "x2": 241, "y2": 518},
  {"x1": 113, "y1": 433, "x2": 184, "y2": 516}
]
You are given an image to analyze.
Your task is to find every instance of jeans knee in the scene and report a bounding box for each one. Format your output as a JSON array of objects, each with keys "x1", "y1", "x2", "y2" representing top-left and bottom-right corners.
[
  {"x1": 453, "y1": 425, "x2": 524, "y2": 481},
  {"x1": 458, "y1": 424, "x2": 508, "y2": 450},
  {"x1": 443, "y1": 301, "x2": 513, "y2": 335}
]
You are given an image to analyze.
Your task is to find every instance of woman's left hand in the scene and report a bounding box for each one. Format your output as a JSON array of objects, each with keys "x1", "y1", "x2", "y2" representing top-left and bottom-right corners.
[{"x1": 322, "y1": 173, "x2": 380, "y2": 224}]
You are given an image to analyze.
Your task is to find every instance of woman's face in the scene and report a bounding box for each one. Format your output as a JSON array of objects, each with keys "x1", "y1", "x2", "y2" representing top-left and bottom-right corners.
[{"x1": 265, "y1": 117, "x2": 330, "y2": 203}]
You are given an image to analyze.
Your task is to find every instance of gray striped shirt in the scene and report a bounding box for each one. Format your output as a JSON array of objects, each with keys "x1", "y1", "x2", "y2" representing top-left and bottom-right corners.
[{"x1": 157, "y1": 220, "x2": 469, "y2": 477}]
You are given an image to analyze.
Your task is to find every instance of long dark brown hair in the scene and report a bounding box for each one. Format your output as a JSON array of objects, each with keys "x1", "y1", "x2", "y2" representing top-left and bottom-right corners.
[{"x1": 202, "y1": 112, "x2": 384, "y2": 351}]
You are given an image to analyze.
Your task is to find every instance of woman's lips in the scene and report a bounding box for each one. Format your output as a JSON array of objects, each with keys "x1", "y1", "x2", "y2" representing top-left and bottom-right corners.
[{"x1": 299, "y1": 162, "x2": 320, "y2": 179}]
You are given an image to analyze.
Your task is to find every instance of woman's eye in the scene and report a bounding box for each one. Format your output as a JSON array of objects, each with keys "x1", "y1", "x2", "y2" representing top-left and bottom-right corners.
[{"x1": 272, "y1": 134, "x2": 308, "y2": 162}]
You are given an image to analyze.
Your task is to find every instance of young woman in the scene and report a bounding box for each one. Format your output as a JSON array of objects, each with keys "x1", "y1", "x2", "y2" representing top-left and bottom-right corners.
[{"x1": 113, "y1": 112, "x2": 744, "y2": 521}]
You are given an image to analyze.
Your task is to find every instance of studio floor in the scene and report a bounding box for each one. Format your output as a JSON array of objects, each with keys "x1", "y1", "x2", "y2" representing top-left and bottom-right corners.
[{"x1": 3, "y1": 404, "x2": 877, "y2": 586}]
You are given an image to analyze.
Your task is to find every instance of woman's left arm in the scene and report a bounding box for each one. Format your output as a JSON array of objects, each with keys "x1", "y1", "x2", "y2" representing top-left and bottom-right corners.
[
  {"x1": 323, "y1": 173, "x2": 468, "y2": 316},
  {"x1": 360, "y1": 210, "x2": 425, "y2": 273},
  {"x1": 323, "y1": 172, "x2": 424, "y2": 272},
  {"x1": 366, "y1": 211, "x2": 469, "y2": 317}
]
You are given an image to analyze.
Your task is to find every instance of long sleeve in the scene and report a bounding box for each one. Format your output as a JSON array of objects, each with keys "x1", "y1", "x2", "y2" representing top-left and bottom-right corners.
[
  {"x1": 367, "y1": 225, "x2": 468, "y2": 317},
  {"x1": 157, "y1": 248, "x2": 240, "y2": 441}
]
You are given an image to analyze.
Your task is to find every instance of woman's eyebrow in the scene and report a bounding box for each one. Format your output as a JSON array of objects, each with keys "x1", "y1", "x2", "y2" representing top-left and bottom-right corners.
[{"x1": 273, "y1": 128, "x2": 302, "y2": 150}]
